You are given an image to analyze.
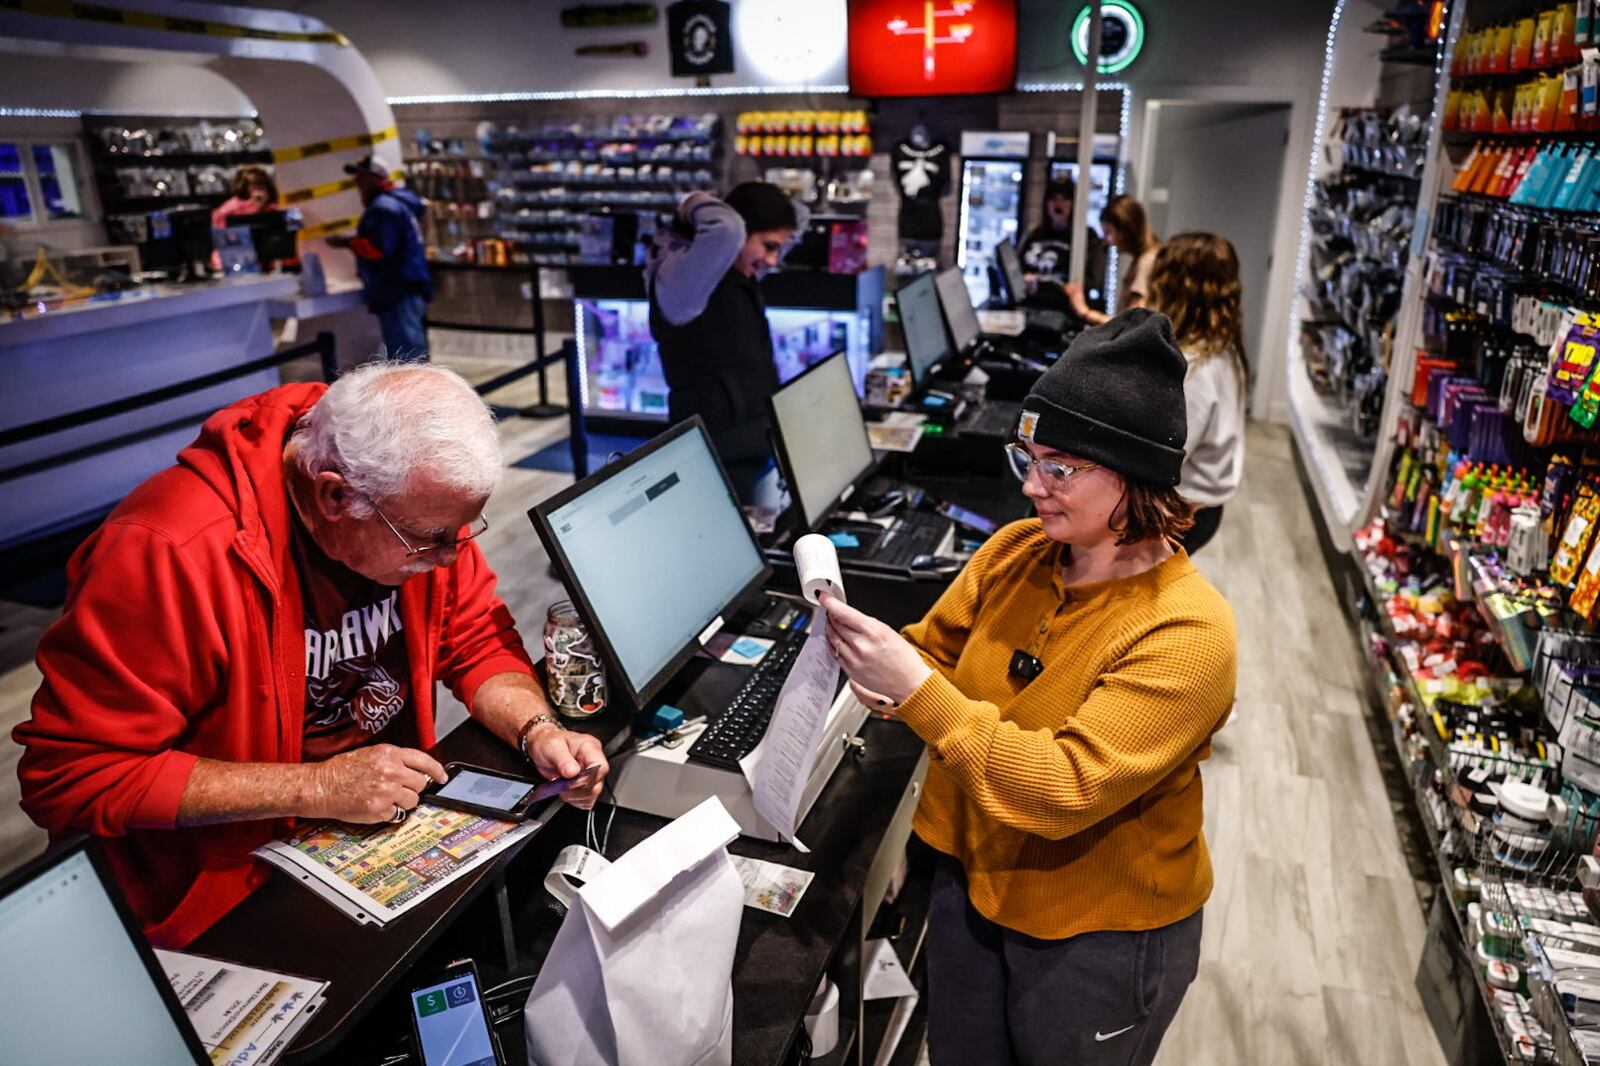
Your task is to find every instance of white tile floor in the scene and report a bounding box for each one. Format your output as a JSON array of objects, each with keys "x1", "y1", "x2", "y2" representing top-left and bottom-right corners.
[{"x1": 0, "y1": 349, "x2": 1444, "y2": 1065}]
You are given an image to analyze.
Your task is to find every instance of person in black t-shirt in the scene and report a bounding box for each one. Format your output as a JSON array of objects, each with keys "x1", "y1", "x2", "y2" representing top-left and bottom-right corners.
[{"x1": 1017, "y1": 178, "x2": 1109, "y2": 315}]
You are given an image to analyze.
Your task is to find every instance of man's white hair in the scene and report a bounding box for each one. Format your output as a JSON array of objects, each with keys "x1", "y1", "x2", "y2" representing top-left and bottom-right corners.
[{"x1": 290, "y1": 361, "x2": 502, "y2": 514}]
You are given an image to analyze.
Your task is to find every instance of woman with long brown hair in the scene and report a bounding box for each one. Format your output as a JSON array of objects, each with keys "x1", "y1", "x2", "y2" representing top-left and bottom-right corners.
[
  {"x1": 1065, "y1": 193, "x2": 1160, "y2": 324},
  {"x1": 1144, "y1": 231, "x2": 1249, "y2": 554}
]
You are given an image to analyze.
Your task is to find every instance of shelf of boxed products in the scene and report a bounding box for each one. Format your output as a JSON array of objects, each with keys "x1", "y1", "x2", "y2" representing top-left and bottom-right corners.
[
  {"x1": 480, "y1": 114, "x2": 720, "y2": 164},
  {"x1": 475, "y1": 114, "x2": 721, "y2": 268},
  {"x1": 733, "y1": 109, "x2": 873, "y2": 161},
  {"x1": 1444, "y1": 5, "x2": 1589, "y2": 141}
]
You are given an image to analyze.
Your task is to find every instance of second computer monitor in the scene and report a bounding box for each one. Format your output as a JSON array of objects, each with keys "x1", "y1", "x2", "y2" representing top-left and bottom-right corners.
[
  {"x1": 0, "y1": 838, "x2": 211, "y2": 1066},
  {"x1": 529, "y1": 418, "x2": 771, "y2": 710},
  {"x1": 894, "y1": 272, "x2": 952, "y2": 390},
  {"x1": 996, "y1": 239, "x2": 1027, "y2": 309},
  {"x1": 935, "y1": 267, "x2": 982, "y2": 355},
  {"x1": 768, "y1": 351, "x2": 875, "y2": 530}
]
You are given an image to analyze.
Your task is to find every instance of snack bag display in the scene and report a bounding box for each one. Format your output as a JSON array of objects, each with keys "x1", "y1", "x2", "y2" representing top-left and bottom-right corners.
[{"x1": 1552, "y1": 481, "x2": 1600, "y2": 585}]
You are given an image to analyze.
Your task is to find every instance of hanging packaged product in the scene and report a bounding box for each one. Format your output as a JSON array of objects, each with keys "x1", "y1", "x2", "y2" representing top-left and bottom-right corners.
[
  {"x1": 1550, "y1": 314, "x2": 1600, "y2": 403},
  {"x1": 1585, "y1": 48, "x2": 1600, "y2": 118},
  {"x1": 1574, "y1": 359, "x2": 1600, "y2": 428},
  {"x1": 1551, "y1": 480, "x2": 1600, "y2": 584},
  {"x1": 1570, "y1": 533, "x2": 1600, "y2": 617}
]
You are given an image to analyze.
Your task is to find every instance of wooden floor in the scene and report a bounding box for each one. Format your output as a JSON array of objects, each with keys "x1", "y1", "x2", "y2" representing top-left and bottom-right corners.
[{"x1": 0, "y1": 350, "x2": 1444, "y2": 1065}]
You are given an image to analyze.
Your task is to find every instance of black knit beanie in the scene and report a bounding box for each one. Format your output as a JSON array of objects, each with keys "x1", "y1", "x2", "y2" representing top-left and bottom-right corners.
[{"x1": 1018, "y1": 308, "x2": 1188, "y2": 487}]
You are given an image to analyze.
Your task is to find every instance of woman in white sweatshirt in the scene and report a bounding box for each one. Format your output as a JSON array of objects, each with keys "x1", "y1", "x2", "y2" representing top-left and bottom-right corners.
[{"x1": 1145, "y1": 233, "x2": 1248, "y2": 554}]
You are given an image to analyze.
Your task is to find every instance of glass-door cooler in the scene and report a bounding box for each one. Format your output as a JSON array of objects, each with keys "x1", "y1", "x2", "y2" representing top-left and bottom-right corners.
[{"x1": 955, "y1": 132, "x2": 1030, "y2": 308}]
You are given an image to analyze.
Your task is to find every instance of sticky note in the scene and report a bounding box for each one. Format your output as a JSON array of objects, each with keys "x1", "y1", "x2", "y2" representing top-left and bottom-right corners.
[{"x1": 827, "y1": 532, "x2": 861, "y2": 549}]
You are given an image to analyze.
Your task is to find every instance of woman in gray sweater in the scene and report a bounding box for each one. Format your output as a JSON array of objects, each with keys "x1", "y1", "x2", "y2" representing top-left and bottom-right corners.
[{"x1": 1144, "y1": 232, "x2": 1249, "y2": 554}]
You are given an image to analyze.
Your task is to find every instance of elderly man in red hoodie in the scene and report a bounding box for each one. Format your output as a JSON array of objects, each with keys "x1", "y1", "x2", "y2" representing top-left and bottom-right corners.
[{"x1": 13, "y1": 362, "x2": 607, "y2": 948}]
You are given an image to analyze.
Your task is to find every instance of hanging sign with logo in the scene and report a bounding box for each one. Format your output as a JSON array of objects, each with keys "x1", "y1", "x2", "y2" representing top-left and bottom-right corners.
[
  {"x1": 1071, "y1": 1, "x2": 1146, "y2": 75},
  {"x1": 667, "y1": 0, "x2": 734, "y2": 77}
]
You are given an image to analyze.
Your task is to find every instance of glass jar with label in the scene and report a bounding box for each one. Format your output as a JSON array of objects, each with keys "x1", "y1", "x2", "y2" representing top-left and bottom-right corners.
[{"x1": 543, "y1": 600, "x2": 607, "y2": 719}]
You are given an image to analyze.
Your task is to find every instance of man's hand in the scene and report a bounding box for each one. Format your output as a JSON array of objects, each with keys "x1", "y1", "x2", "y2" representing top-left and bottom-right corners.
[
  {"x1": 309, "y1": 744, "x2": 449, "y2": 824},
  {"x1": 523, "y1": 722, "x2": 608, "y2": 810},
  {"x1": 324, "y1": 233, "x2": 353, "y2": 249}
]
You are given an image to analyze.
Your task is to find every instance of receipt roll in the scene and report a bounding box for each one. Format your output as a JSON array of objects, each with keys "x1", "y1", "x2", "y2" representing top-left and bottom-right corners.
[{"x1": 794, "y1": 533, "x2": 846, "y2": 606}]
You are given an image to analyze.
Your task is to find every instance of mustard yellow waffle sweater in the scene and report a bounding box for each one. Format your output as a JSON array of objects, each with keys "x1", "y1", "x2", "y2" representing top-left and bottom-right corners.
[{"x1": 897, "y1": 519, "x2": 1237, "y2": 940}]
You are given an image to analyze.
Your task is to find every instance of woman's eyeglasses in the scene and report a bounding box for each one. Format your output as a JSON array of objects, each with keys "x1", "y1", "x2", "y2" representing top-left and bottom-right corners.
[{"x1": 1004, "y1": 443, "x2": 1099, "y2": 490}]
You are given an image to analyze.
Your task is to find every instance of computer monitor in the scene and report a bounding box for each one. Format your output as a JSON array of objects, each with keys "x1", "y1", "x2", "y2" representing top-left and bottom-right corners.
[
  {"x1": 529, "y1": 417, "x2": 772, "y2": 710},
  {"x1": 935, "y1": 267, "x2": 982, "y2": 354},
  {"x1": 996, "y1": 239, "x2": 1027, "y2": 309},
  {"x1": 893, "y1": 272, "x2": 952, "y2": 390},
  {"x1": 0, "y1": 837, "x2": 210, "y2": 1066},
  {"x1": 768, "y1": 350, "x2": 875, "y2": 530},
  {"x1": 226, "y1": 212, "x2": 297, "y2": 263}
]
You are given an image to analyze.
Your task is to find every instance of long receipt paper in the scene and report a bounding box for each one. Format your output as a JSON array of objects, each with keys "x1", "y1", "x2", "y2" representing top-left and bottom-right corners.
[{"x1": 739, "y1": 534, "x2": 846, "y2": 846}]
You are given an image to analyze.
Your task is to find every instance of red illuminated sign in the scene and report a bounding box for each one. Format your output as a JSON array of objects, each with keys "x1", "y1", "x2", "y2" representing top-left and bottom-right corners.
[{"x1": 848, "y1": 0, "x2": 1018, "y2": 97}]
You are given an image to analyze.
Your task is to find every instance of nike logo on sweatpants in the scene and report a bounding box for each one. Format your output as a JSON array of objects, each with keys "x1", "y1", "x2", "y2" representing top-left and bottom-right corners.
[{"x1": 1094, "y1": 1024, "x2": 1136, "y2": 1042}]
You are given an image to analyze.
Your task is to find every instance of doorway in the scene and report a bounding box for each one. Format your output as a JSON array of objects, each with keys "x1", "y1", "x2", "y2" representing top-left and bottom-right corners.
[{"x1": 1138, "y1": 100, "x2": 1292, "y2": 371}]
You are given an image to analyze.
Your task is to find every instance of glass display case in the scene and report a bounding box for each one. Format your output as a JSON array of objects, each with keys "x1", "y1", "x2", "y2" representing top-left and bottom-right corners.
[
  {"x1": 956, "y1": 154, "x2": 1026, "y2": 308},
  {"x1": 571, "y1": 266, "x2": 885, "y2": 427}
]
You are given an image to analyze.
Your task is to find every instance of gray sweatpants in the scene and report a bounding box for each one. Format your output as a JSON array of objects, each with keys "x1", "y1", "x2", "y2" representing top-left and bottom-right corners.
[{"x1": 926, "y1": 856, "x2": 1203, "y2": 1066}]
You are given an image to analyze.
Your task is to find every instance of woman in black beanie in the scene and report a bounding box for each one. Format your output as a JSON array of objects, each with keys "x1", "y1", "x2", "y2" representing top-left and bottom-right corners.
[
  {"x1": 818, "y1": 309, "x2": 1237, "y2": 1066},
  {"x1": 645, "y1": 181, "x2": 808, "y2": 498}
]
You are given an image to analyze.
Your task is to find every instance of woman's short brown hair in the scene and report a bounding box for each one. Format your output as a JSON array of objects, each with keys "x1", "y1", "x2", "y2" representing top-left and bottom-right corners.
[
  {"x1": 232, "y1": 165, "x2": 278, "y2": 203},
  {"x1": 1113, "y1": 479, "x2": 1196, "y2": 546}
]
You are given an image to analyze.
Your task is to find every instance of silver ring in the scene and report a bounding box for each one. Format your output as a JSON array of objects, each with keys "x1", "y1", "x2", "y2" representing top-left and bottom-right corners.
[{"x1": 390, "y1": 803, "x2": 408, "y2": 824}]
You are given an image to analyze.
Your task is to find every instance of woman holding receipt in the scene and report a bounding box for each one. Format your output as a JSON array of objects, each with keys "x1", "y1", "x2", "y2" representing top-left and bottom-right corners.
[{"x1": 819, "y1": 310, "x2": 1237, "y2": 1066}]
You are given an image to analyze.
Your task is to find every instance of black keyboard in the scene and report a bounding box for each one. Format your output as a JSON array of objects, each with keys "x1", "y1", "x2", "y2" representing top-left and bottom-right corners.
[
  {"x1": 685, "y1": 626, "x2": 809, "y2": 770},
  {"x1": 961, "y1": 402, "x2": 1023, "y2": 438},
  {"x1": 870, "y1": 511, "x2": 950, "y2": 568}
]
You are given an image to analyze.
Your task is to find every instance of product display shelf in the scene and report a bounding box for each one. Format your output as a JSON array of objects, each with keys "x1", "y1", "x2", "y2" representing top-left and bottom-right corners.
[
  {"x1": 1353, "y1": 520, "x2": 1581, "y2": 1065},
  {"x1": 1473, "y1": 827, "x2": 1600, "y2": 1063},
  {"x1": 1291, "y1": 3, "x2": 1463, "y2": 551},
  {"x1": 79, "y1": 113, "x2": 277, "y2": 258},
  {"x1": 476, "y1": 114, "x2": 722, "y2": 270}
]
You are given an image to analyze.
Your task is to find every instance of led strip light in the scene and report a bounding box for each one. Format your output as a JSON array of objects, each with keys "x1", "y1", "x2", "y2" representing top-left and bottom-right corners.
[{"x1": 1287, "y1": 0, "x2": 1347, "y2": 400}]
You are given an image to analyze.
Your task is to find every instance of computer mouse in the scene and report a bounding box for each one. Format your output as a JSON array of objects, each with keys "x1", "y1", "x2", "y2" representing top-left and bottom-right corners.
[{"x1": 909, "y1": 554, "x2": 963, "y2": 573}]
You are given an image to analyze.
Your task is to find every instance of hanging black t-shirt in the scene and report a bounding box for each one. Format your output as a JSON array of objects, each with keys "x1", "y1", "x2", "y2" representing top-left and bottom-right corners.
[
  {"x1": 893, "y1": 140, "x2": 951, "y2": 242},
  {"x1": 290, "y1": 518, "x2": 415, "y2": 762}
]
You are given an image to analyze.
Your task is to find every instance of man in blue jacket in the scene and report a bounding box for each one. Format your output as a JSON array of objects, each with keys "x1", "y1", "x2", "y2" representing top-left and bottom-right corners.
[{"x1": 328, "y1": 155, "x2": 434, "y2": 361}]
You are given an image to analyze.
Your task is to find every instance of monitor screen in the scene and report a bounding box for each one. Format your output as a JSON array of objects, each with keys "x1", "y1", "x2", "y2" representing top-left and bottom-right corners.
[
  {"x1": 848, "y1": 0, "x2": 1018, "y2": 97},
  {"x1": 894, "y1": 272, "x2": 951, "y2": 389},
  {"x1": 935, "y1": 267, "x2": 981, "y2": 353},
  {"x1": 532, "y1": 421, "x2": 769, "y2": 708},
  {"x1": 996, "y1": 240, "x2": 1027, "y2": 308},
  {"x1": 0, "y1": 843, "x2": 207, "y2": 1066},
  {"x1": 769, "y1": 352, "x2": 875, "y2": 530}
]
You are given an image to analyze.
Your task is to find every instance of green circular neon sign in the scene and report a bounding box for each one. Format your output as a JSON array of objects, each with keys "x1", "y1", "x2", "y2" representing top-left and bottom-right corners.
[{"x1": 1072, "y1": 1, "x2": 1145, "y2": 75}]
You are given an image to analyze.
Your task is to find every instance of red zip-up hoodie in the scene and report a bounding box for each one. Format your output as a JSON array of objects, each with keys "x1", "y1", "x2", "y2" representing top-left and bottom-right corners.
[{"x1": 13, "y1": 383, "x2": 535, "y2": 948}]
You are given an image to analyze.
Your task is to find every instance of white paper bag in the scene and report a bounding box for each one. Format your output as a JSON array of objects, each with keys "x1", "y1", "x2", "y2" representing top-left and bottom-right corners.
[{"x1": 524, "y1": 798, "x2": 744, "y2": 1066}]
